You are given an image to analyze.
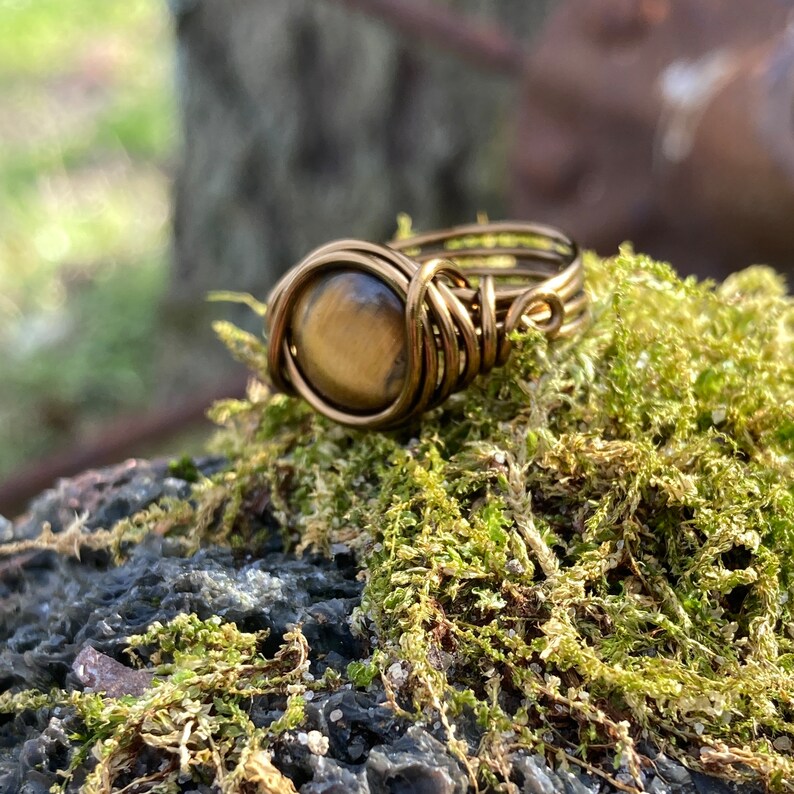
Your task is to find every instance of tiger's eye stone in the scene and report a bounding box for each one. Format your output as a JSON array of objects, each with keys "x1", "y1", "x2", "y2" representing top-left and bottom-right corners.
[{"x1": 291, "y1": 271, "x2": 407, "y2": 412}]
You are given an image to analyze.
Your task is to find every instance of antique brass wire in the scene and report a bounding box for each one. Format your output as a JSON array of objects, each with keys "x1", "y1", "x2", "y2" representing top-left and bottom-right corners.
[{"x1": 266, "y1": 221, "x2": 587, "y2": 429}]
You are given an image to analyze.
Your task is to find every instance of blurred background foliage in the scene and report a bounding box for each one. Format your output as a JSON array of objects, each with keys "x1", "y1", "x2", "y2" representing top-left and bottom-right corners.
[{"x1": 0, "y1": 0, "x2": 174, "y2": 477}]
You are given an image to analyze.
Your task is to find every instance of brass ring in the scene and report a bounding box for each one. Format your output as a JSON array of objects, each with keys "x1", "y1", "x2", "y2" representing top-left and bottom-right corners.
[{"x1": 266, "y1": 221, "x2": 588, "y2": 430}]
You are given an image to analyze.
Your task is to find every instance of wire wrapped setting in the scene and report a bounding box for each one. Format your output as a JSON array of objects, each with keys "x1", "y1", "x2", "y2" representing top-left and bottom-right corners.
[{"x1": 266, "y1": 221, "x2": 587, "y2": 430}]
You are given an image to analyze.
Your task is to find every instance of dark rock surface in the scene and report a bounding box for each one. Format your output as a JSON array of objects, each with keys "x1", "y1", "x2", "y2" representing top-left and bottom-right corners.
[
  {"x1": 10, "y1": 456, "x2": 227, "y2": 542},
  {"x1": 0, "y1": 459, "x2": 759, "y2": 793}
]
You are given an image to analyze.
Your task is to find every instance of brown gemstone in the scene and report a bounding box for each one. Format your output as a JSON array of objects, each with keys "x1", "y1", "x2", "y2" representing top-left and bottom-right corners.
[{"x1": 291, "y1": 270, "x2": 407, "y2": 412}]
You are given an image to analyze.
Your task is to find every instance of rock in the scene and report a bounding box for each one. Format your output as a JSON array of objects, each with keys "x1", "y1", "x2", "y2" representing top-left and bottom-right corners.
[
  {"x1": 691, "y1": 771, "x2": 754, "y2": 794},
  {"x1": 10, "y1": 456, "x2": 227, "y2": 541},
  {"x1": 71, "y1": 645, "x2": 154, "y2": 697},
  {"x1": 511, "y1": 752, "x2": 598, "y2": 794},
  {"x1": 10, "y1": 717, "x2": 74, "y2": 794},
  {"x1": 653, "y1": 753, "x2": 696, "y2": 792},
  {"x1": 514, "y1": 754, "x2": 558, "y2": 794},
  {"x1": 366, "y1": 726, "x2": 469, "y2": 794},
  {"x1": 302, "y1": 755, "x2": 370, "y2": 793},
  {"x1": 0, "y1": 515, "x2": 13, "y2": 543},
  {"x1": 320, "y1": 690, "x2": 403, "y2": 764},
  {"x1": 649, "y1": 777, "x2": 673, "y2": 794},
  {"x1": 0, "y1": 542, "x2": 363, "y2": 692}
]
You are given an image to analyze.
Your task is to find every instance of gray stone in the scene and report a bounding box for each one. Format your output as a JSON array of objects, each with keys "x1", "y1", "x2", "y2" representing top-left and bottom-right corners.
[
  {"x1": 10, "y1": 456, "x2": 226, "y2": 541},
  {"x1": 653, "y1": 753, "x2": 696, "y2": 792},
  {"x1": 649, "y1": 776, "x2": 673, "y2": 794},
  {"x1": 515, "y1": 754, "x2": 558, "y2": 794},
  {"x1": 366, "y1": 726, "x2": 469, "y2": 794},
  {"x1": 319, "y1": 690, "x2": 403, "y2": 764},
  {"x1": 691, "y1": 770, "x2": 755, "y2": 794},
  {"x1": 559, "y1": 767, "x2": 598, "y2": 794},
  {"x1": 0, "y1": 543, "x2": 362, "y2": 692},
  {"x1": 302, "y1": 756, "x2": 371, "y2": 794},
  {"x1": 15, "y1": 717, "x2": 73, "y2": 794},
  {"x1": 511, "y1": 752, "x2": 599, "y2": 794}
]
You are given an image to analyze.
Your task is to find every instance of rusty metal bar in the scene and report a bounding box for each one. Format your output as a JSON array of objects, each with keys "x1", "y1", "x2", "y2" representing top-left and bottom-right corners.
[
  {"x1": 333, "y1": 0, "x2": 526, "y2": 75},
  {"x1": 0, "y1": 375, "x2": 248, "y2": 520}
]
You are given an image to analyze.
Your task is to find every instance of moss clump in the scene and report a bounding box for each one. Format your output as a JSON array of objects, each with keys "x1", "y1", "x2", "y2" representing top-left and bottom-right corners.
[
  {"x1": 71, "y1": 616, "x2": 311, "y2": 793},
  {"x1": 210, "y1": 247, "x2": 794, "y2": 789},
  {"x1": 2, "y1": 244, "x2": 792, "y2": 792}
]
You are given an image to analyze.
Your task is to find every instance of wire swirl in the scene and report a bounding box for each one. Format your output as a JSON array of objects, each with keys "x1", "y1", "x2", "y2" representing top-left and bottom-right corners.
[{"x1": 266, "y1": 221, "x2": 587, "y2": 429}]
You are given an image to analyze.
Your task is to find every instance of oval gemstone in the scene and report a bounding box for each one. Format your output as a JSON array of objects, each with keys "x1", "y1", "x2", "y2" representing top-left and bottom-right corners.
[{"x1": 291, "y1": 270, "x2": 407, "y2": 412}]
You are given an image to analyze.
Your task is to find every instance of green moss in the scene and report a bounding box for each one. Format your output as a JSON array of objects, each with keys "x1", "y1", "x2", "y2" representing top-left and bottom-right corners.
[
  {"x1": 2, "y1": 245, "x2": 792, "y2": 791},
  {"x1": 67, "y1": 615, "x2": 310, "y2": 793},
  {"x1": 206, "y1": 247, "x2": 793, "y2": 789},
  {"x1": 167, "y1": 454, "x2": 201, "y2": 483}
]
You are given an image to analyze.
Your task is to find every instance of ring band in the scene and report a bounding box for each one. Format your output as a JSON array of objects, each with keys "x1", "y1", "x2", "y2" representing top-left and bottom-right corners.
[{"x1": 266, "y1": 221, "x2": 587, "y2": 430}]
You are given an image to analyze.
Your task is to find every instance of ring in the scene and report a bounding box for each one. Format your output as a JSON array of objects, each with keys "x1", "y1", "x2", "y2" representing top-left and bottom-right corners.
[{"x1": 266, "y1": 221, "x2": 588, "y2": 430}]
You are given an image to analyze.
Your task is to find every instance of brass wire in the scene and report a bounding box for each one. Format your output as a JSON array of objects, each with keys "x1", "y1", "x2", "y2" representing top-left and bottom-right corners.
[{"x1": 266, "y1": 221, "x2": 587, "y2": 429}]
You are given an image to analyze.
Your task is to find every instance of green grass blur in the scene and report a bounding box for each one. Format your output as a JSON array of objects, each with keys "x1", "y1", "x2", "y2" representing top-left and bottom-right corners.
[{"x1": 0, "y1": 0, "x2": 175, "y2": 478}]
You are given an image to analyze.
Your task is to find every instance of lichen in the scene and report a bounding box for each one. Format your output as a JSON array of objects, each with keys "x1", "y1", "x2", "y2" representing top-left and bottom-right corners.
[{"x1": 2, "y1": 242, "x2": 793, "y2": 792}]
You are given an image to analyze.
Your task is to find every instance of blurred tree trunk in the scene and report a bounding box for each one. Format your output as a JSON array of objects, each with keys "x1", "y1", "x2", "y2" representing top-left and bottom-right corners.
[{"x1": 161, "y1": 0, "x2": 553, "y2": 395}]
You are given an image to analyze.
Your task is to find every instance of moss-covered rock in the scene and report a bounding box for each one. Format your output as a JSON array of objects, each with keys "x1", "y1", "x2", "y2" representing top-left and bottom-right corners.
[{"x1": 1, "y1": 245, "x2": 792, "y2": 792}]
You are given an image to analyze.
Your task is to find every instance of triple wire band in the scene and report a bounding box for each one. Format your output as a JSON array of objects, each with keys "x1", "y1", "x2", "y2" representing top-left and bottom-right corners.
[{"x1": 266, "y1": 221, "x2": 587, "y2": 430}]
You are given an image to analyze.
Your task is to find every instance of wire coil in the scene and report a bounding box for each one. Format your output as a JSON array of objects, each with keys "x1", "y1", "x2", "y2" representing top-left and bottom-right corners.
[{"x1": 266, "y1": 221, "x2": 587, "y2": 429}]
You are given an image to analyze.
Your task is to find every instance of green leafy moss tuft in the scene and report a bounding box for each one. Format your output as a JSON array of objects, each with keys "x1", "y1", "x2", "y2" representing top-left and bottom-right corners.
[{"x1": 66, "y1": 616, "x2": 310, "y2": 793}]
